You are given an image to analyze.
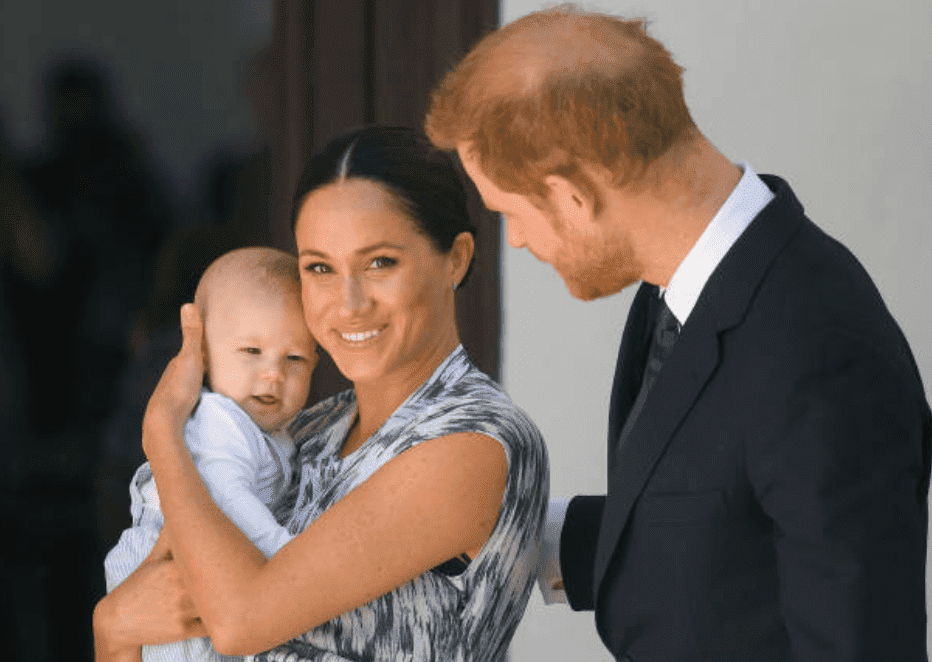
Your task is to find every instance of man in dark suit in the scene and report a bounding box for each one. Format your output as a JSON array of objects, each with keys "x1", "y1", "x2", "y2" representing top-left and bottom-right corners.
[{"x1": 426, "y1": 5, "x2": 931, "y2": 660}]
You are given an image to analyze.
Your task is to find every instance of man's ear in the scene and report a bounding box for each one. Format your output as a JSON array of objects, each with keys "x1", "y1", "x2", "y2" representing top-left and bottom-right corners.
[{"x1": 543, "y1": 174, "x2": 596, "y2": 228}]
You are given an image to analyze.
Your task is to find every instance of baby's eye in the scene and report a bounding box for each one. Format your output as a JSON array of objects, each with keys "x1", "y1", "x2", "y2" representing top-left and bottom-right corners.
[
  {"x1": 242, "y1": 347, "x2": 261, "y2": 355},
  {"x1": 369, "y1": 256, "x2": 397, "y2": 269}
]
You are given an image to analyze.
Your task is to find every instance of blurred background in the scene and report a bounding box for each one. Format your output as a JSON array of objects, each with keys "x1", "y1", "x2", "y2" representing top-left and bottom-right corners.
[{"x1": 1, "y1": 0, "x2": 930, "y2": 660}]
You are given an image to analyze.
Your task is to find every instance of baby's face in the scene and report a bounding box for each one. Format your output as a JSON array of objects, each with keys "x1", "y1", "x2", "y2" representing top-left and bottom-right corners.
[{"x1": 205, "y1": 291, "x2": 317, "y2": 433}]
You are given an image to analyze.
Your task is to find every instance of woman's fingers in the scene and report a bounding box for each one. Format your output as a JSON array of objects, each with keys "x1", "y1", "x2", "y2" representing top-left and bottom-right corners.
[
  {"x1": 96, "y1": 559, "x2": 203, "y2": 646},
  {"x1": 179, "y1": 303, "x2": 204, "y2": 364},
  {"x1": 148, "y1": 528, "x2": 173, "y2": 563},
  {"x1": 172, "y1": 303, "x2": 206, "y2": 398},
  {"x1": 184, "y1": 618, "x2": 210, "y2": 639},
  {"x1": 144, "y1": 304, "x2": 206, "y2": 439}
]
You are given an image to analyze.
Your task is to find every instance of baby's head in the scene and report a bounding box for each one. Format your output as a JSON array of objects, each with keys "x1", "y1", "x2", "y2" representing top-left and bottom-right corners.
[{"x1": 194, "y1": 247, "x2": 317, "y2": 433}]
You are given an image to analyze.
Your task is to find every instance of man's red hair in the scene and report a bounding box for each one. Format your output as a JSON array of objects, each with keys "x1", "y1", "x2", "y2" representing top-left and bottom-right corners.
[{"x1": 425, "y1": 4, "x2": 697, "y2": 205}]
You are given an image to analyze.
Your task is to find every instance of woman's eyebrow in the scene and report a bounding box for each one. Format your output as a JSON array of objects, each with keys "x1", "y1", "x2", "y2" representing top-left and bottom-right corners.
[
  {"x1": 358, "y1": 241, "x2": 405, "y2": 254},
  {"x1": 299, "y1": 248, "x2": 328, "y2": 259},
  {"x1": 300, "y1": 242, "x2": 405, "y2": 259}
]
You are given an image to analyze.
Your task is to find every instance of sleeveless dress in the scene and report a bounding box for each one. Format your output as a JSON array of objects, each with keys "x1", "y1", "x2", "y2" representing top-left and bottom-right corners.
[{"x1": 254, "y1": 345, "x2": 549, "y2": 662}]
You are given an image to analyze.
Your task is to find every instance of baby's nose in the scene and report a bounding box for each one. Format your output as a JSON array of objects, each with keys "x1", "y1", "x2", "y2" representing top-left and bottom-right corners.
[
  {"x1": 258, "y1": 362, "x2": 285, "y2": 388},
  {"x1": 262, "y1": 357, "x2": 284, "y2": 376}
]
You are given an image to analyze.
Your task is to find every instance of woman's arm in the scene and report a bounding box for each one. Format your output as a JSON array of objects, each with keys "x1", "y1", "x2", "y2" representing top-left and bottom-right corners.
[{"x1": 144, "y1": 305, "x2": 508, "y2": 656}]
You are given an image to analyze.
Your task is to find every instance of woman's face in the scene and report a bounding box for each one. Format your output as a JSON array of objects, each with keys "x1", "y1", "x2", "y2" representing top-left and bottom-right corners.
[{"x1": 294, "y1": 178, "x2": 465, "y2": 388}]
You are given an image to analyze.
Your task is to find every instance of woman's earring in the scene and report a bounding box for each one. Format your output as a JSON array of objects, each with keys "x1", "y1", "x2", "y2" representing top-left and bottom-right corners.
[{"x1": 453, "y1": 281, "x2": 460, "y2": 292}]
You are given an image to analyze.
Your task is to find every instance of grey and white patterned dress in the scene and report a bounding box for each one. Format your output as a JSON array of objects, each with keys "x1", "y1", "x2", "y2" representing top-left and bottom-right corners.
[{"x1": 254, "y1": 345, "x2": 549, "y2": 662}]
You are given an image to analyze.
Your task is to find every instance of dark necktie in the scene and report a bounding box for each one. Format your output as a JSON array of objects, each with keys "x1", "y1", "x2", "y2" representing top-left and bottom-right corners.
[{"x1": 615, "y1": 295, "x2": 681, "y2": 459}]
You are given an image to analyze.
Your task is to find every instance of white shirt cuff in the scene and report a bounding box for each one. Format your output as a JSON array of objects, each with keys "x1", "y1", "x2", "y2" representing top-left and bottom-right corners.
[{"x1": 537, "y1": 496, "x2": 570, "y2": 604}]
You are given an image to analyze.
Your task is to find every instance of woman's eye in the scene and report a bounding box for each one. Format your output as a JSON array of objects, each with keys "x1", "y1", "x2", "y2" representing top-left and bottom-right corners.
[
  {"x1": 287, "y1": 354, "x2": 307, "y2": 362},
  {"x1": 369, "y1": 256, "x2": 397, "y2": 269},
  {"x1": 303, "y1": 262, "x2": 331, "y2": 275}
]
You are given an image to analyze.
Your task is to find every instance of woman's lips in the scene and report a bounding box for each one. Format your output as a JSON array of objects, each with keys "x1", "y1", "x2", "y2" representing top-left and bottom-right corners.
[{"x1": 339, "y1": 327, "x2": 384, "y2": 343}]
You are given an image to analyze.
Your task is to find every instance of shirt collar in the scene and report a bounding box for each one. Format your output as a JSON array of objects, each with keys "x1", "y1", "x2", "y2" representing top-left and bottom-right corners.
[{"x1": 662, "y1": 162, "x2": 775, "y2": 326}]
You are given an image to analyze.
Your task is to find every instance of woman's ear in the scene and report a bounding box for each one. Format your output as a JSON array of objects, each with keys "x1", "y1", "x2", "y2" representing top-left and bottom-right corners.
[{"x1": 449, "y1": 231, "x2": 475, "y2": 289}]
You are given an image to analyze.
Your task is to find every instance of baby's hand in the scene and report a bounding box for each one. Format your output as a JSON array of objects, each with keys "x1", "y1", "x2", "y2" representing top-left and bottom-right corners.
[{"x1": 143, "y1": 304, "x2": 206, "y2": 446}]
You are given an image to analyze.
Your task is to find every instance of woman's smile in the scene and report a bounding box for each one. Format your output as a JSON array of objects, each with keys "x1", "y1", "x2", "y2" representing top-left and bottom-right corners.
[{"x1": 339, "y1": 326, "x2": 385, "y2": 343}]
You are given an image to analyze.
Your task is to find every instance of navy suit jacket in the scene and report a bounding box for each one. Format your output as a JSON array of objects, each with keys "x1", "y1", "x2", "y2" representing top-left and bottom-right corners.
[{"x1": 560, "y1": 175, "x2": 931, "y2": 661}]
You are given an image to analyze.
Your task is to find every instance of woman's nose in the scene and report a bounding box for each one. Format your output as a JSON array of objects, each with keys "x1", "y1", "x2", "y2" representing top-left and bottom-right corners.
[{"x1": 339, "y1": 274, "x2": 371, "y2": 314}]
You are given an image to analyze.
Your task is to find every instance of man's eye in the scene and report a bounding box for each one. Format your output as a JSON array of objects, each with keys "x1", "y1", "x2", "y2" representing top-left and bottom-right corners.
[{"x1": 369, "y1": 256, "x2": 397, "y2": 269}]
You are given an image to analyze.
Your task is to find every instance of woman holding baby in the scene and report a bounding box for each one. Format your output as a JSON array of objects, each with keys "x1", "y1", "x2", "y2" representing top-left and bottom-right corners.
[{"x1": 93, "y1": 126, "x2": 549, "y2": 661}]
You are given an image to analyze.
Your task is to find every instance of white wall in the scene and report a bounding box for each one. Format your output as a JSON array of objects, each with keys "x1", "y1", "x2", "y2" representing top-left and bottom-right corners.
[{"x1": 499, "y1": 2, "x2": 932, "y2": 661}]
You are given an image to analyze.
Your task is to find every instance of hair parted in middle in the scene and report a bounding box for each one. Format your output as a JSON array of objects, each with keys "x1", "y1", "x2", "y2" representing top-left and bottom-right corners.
[
  {"x1": 425, "y1": 3, "x2": 698, "y2": 206},
  {"x1": 291, "y1": 125, "x2": 478, "y2": 285}
]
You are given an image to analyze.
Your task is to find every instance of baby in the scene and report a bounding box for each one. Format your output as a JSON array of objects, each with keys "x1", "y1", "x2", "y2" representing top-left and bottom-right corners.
[{"x1": 104, "y1": 246, "x2": 317, "y2": 662}]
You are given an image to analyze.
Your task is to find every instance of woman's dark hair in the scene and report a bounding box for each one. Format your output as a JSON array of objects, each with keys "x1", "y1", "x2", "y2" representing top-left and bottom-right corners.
[{"x1": 291, "y1": 125, "x2": 477, "y2": 285}]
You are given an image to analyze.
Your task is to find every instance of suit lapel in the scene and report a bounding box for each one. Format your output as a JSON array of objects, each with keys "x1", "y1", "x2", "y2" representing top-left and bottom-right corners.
[
  {"x1": 593, "y1": 312, "x2": 721, "y2": 593},
  {"x1": 591, "y1": 174, "x2": 809, "y2": 601}
]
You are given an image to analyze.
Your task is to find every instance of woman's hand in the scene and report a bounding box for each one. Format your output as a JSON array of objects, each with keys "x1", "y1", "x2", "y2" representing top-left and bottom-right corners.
[
  {"x1": 143, "y1": 304, "x2": 205, "y2": 454},
  {"x1": 93, "y1": 552, "x2": 208, "y2": 659}
]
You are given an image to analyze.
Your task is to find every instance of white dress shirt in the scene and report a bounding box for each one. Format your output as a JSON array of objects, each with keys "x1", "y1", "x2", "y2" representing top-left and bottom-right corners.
[{"x1": 538, "y1": 163, "x2": 775, "y2": 603}]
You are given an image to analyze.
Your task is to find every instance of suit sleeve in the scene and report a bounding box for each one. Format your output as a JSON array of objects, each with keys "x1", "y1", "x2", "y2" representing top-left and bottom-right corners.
[
  {"x1": 560, "y1": 494, "x2": 606, "y2": 611},
  {"x1": 185, "y1": 396, "x2": 294, "y2": 559},
  {"x1": 749, "y1": 328, "x2": 930, "y2": 660}
]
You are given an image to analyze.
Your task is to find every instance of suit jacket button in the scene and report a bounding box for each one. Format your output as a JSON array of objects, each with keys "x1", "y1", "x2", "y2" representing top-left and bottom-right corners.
[{"x1": 620, "y1": 656, "x2": 633, "y2": 662}]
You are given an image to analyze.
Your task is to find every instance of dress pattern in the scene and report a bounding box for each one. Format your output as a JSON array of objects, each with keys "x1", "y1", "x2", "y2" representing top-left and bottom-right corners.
[{"x1": 253, "y1": 345, "x2": 549, "y2": 662}]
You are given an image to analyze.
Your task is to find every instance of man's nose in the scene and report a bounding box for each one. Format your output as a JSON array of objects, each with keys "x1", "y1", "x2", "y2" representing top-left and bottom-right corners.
[{"x1": 503, "y1": 216, "x2": 526, "y2": 249}]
